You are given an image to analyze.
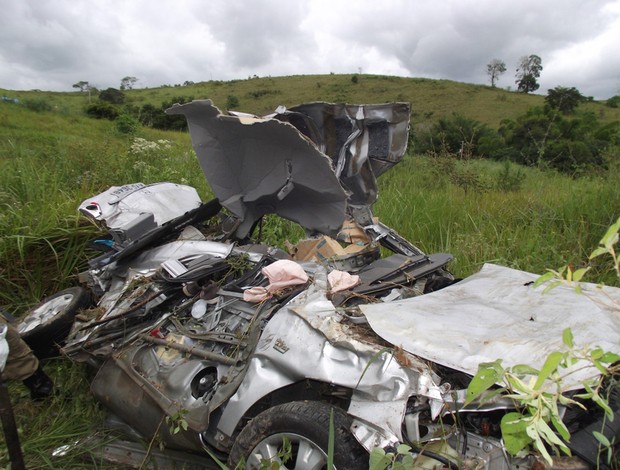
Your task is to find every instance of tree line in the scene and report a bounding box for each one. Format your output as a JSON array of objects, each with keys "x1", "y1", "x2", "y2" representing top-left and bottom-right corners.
[{"x1": 413, "y1": 89, "x2": 619, "y2": 174}]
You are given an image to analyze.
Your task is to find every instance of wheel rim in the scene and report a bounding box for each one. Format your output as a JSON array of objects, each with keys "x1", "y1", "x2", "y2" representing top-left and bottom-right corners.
[
  {"x1": 17, "y1": 293, "x2": 74, "y2": 334},
  {"x1": 246, "y1": 432, "x2": 332, "y2": 470}
]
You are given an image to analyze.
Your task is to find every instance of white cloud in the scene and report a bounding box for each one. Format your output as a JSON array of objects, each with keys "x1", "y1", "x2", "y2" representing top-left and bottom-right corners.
[{"x1": 0, "y1": 0, "x2": 618, "y2": 98}]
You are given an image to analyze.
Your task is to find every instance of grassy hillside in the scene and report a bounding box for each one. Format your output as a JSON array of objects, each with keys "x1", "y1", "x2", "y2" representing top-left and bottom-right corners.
[{"x1": 3, "y1": 73, "x2": 619, "y2": 129}]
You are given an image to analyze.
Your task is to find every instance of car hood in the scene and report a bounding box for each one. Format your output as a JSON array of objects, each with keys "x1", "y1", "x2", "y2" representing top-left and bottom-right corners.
[
  {"x1": 360, "y1": 263, "x2": 620, "y2": 390},
  {"x1": 166, "y1": 100, "x2": 410, "y2": 238}
]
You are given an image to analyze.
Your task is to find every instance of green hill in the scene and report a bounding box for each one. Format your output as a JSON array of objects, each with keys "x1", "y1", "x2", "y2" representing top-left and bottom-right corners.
[{"x1": 2, "y1": 73, "x2": 619, "y2": 129}]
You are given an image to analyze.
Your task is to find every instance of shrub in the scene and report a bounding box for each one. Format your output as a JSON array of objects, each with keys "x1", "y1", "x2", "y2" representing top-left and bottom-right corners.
[
  {"x1": 495, "y1": 160, "x2": 525, "y2": 192},
  {"x1": 413, "y1": 113, "x2": 497, "y2": 159},
  {"x1": 22, "y1": 98, "x2": 52, "y2": 112},
  {"x1": 136, "y1": 96, "x2": 193, "y2": 131},
  {"x1": 115, "y1": 114, "x2": 139, "y2": 134},
  {"x1": 85, "y1": 102, "x2": 120, "y2": 120},
  {"x1": 499, "y1": 107, "x2": 612, "y2": 173},
  {"x1": 606, "y1": 95, "x2": 620, "y2": 108},
  {"x1": 226, "y1": 95, "x2": 239, "y2": 109},
  {"x1": 99, "y1": 88, "x2": 125, "y2": 105},
  {"x1": 246, "y1": 89, "x2": 280, "y2": 99}
]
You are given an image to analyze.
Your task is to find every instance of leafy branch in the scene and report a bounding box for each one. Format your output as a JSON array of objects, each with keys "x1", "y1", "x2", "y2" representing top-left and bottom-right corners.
[
  {"x1": 465, "y1": 331, "x2": 619, "y2": 464},
  {"x1": 466, "y1": 216, "x2": 620, "y2": 465}
]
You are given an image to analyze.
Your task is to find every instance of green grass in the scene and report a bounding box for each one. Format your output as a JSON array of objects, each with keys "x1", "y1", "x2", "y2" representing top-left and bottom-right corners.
[
  {"x1": 374, "y1": 156, "x2": 620, "y2": 283},
  {"x1": 0, "y1": 75, "x2": 619, "y2": 468}
]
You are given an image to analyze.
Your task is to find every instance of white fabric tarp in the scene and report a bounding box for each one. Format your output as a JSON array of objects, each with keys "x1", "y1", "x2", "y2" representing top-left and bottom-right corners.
[{"x1": 360, "y1": 263, "x2": 620, "y2": 389}]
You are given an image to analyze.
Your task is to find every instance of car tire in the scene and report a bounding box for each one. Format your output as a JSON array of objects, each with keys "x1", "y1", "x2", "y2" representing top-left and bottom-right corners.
[
  {"x1": 228, "y1": 400, "x2": 368, "y2": 470},
  {"x1": 17, "y1": 287, "x2": 91, "y2": 358}
]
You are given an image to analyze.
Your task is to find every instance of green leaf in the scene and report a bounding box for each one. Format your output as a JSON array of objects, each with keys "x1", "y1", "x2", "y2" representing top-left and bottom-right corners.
[
  {"x1": 598, "y1": 217, "x2": 620, "y2": 250},
  {"x1": 533, "y1": 271, "x2": 556, "y2": 287},
  {"x1": 465, "y1": 360, "x2": 504, "y2": 405},
  {"x1": 600, "y1": 352, "x2": 620, "y2": 364},
  {"x1": 589, "y1": 247, "x2": 609, "y2": 259},
  {"x1": 571, "y1": 267, "x2": 589, "y2": 282},
  {"x1": 593, "y1": 359, "x2": 609, "y2": 375},
  {"x1": 506, "y1": 374, "x2": 534, "y2": 396},
  {"x1": 204, "y1": 447, "x2": 233, "y2": 470},
  {"x1": 531, "y1": 431, "x2": 554, "y2": 466},
  {"x1": 511, "y1": 364, "x2": 540, "y2": 376},
  {"x1": 536, "y1": 418, "x2": 570, "y2": 454},
  {"x1": 558, "y1": 393, "x2": 586, "y2": 409},
  {"x1": 396, "y1": 444, "x2": 411, "y2": 455},
  {"x1": 534, "y1": 351, "x2": 565, "y2": 390},
  {"x1": 591, "y1": 390, "x2": 614, "y2": 420},
  {"x1": 500, "y1": 412, "x2": 533, "y2": 455},
  {"x1": 562, "y1": 328, "x2": 574, "y2": 348},
  {"x1": 550, "y1": 413, "x2": 571, "y2": 442},
  {"x1": 369, "y1": 448, "x2": 391, "y2": 470},
  {"x1": 542, "y1": 280, "x2": 563, "y2": 294},
  {"x1": 590, "y1": 348, "x2": 605, "y2": 360},
  {"x1": 328, "y1": 409, "x2": 335, "y2": 470},
  {"x1": 400, "y1": 454, "x2": 414, "y2": 468},
  {"x1": 593, "y1": 431, "x2": 611, "y2": 447}
]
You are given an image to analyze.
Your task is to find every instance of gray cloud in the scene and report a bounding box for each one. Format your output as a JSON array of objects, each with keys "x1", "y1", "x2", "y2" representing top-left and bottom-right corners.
[{"x1": 0, "y1": 0, "x2": 618, "y2": 98}]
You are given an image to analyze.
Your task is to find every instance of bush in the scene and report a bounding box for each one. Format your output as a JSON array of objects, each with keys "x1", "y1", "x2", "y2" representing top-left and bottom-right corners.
[
  {"x1": 22, "y1": 98, "x2": 52, "y2": 112},
  {"x1": 115, "y1": 114, "x2": 139, "y2": 134},
  {"x1": 99, "y1": 88, "x2": 125, "y2": 105},
  {"x1": 85, "y1": 102, "x2": 120, "y2": 120},
  {"x1": 135, "y1": 96, "x2": 194, "y2": 131},
  {"x1": 499, "y1": 107, "x2": 611, "y2": 173},
  {"x1": 226, "y1": 95, "x2": 239, "y2": 109},
  {"x1": 413, "y1": 113, "x2": 497, "y2": 159},
  {"x1": 495, "y1": 161, "x2": 525, "y2": 192},
  {"x1": 606, "y1": 95, "x2": 620, "y2": 108}
]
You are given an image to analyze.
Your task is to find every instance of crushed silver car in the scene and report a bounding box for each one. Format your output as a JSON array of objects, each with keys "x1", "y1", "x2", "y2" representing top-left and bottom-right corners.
[{"x1": 18, "y1": 100, "x2": 620, "y2": 469}]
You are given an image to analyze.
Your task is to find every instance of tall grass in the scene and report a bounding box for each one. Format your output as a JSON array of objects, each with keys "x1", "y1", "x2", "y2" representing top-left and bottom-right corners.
[
  {"x1": 0, "y1": 103, "x2": 208, "y2": 311},
  {"x1": 1, "y1": 360, "x2": 118, "y2": 469},
  {"x1": 374, "y1": 155, "x2": 620, "y2": 284}
]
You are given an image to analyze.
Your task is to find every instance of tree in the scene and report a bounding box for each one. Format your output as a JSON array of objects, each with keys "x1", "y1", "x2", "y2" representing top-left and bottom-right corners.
[
  {"x1": 72, "y1": 80, "x2": 94, "y2": 103},
  {"x1": 515, "y1": 55, "x2": 543, "y2": 93},
  {"x1": 486, "y1": 59, "x2": 506, "y2": 87},
  {"x1": 120, "y1": 76, "x2": 138, "y2": 90},
  {"x1": 72, "y1": 81, "x2": 90, "y2": 92},
  {"x1": 545, "y1": 86, "x2": 586, "y2": 114}
]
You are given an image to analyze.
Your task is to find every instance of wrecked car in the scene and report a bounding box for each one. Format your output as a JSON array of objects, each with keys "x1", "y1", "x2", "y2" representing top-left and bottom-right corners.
[{"x1": 16, "y1": 100, "x2": 620, "y2": 469}]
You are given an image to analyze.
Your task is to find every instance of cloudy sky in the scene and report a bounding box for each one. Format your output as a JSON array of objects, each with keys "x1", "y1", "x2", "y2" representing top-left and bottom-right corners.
[{"x1": 1, "y1": 0, "x2": 619, "y2": 99}]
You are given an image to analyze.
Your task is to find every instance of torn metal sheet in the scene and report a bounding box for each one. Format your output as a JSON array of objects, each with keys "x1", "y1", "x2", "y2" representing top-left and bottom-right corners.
[
  {"x1": 166, "y1": 100, "x2": 348, "y2": 238},
  {"x1": 79, "y1": 182, "x2": 201, "y2": 230},
  {"x1": 360, "y1": 263, "x2": 620, "y2": 389},
  {"x1": 278, "y1": 102, "x2": 411, "y2": 208}
]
